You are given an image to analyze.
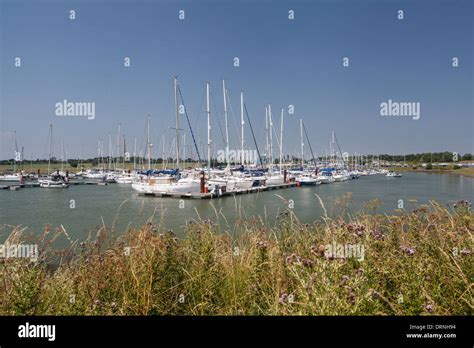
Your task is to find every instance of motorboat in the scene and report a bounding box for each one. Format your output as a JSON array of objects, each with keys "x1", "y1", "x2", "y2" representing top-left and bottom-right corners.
[{"x1": 296, "y1": 173, "x2": 321, "y2": 186}]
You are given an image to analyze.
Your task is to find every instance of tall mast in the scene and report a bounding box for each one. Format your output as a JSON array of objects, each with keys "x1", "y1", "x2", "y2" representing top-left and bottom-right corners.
[
  {"x1": 47, "y1": 124, "x2": 52, "y2": 174},
  {"x1": 223, "y1": 80, "x2": 229, "y2": 165},
  {"x1": 268, "y1": 105, "x2": 273, "y2": 170},
  {"x1": 108, "y1": 134, "x2": 112, "y2": 170},
  {"x1": 280, "y1": 108, "x2": 284, "y2": 174},
  {"x1": 174, "y1": 76, "x2": 180, "y2": 169},
  {"x1": 240, "y1": 91, "x2": 244, "y2": 166},
  {"x1": 206, "y1": 82, "x2": 211, "y2": 176},
  {"x1": 133, "y1": 136, "x2": 137, "y2": 169},
  {"x1": 147, "y1": 114, "x2": 151, "y2": 170},
  {"x1": 300, "y1": 118, "x2": 304, "y2": 167},
  {"x1": 265, "y1": 107, "x2": 269, "y2": 167},
  {"x1": 13, "y1": 131, "x2": 18, "y2": 172},
  {"x1": 183, "y1": 133, "x2": 186, "y2": 168},
  {"x1": 162, "y1": 131, "x2": 165, "y2": 169},
  {"x1": 116, "y1": 123, "x2": 121, "y2": 170},
  {"x1": 123, "y1": 135, "x2": 126, "y2": 169},
  {"x1": 61, "y1": 141, "x2": 64, "y2": 172}
]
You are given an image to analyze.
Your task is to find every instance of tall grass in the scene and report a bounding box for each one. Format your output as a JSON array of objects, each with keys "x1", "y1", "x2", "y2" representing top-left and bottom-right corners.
[{"x1": 0, "y1": 200, "x2": 472, "y2": 315}]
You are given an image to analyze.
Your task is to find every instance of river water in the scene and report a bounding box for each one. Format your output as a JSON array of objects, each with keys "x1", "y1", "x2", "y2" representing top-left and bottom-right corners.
[{"x1": 1, "y1": 173, "x2": 473, "y2": 247}]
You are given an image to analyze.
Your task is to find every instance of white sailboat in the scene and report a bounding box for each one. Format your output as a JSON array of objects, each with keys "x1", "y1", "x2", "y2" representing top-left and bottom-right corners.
[{"x1": 39, "y1": 125, "x2": 69, "y2": 188}]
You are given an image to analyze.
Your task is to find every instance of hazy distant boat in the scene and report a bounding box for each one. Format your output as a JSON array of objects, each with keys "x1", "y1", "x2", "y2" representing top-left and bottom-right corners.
[
  {"x1": 116, "y1": 175, "x2": 134, "y2": 184},
  {"x1": 296, "y1": 173, "x2": 321, "y2": 186},
  {"x1": 39, "y1": 180, "x2": 69, "y2": 188},
  {"x1": 265, "y1": 174, "x2": 285, "y2": 186},
  {"x1": 386, "y1": 171, "x2": 402, "y2": 178},
  {"x1": 333, "y1": 170, "x2": 350, "y2": 182},
  {"x1": 316, "y1": 172, "x2": 335, "y2": 184},
  {"x1": 208, "y1": 176, "x2": 254, "y2": 191},
  {"x1": 0, "y1": 173, "x2": 21, "y2": 182}
]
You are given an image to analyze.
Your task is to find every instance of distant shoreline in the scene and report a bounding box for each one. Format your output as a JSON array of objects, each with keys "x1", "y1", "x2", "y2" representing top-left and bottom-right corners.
[{"x1": 391, "y1": 167, "x2": 474, "y2": 178}]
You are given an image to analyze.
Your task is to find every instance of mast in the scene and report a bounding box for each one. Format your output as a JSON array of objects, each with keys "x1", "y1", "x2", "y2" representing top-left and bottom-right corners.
[
  {"x1": 240, "y1": 91, "x2": 244, "y2": 166},
  {"x1": 265, "y1": 107, "x2": 269, "y2": 167},
  {"x1": 147, "y1": 114, "x2": 151, "y2": 170},
  {"x1": 183, "y1": 133, "x2": 186, "y2": 168},
  {"x1": 206, "y1": 82, "x2": 211, "y2": 176},
  {"x1": 123, "y1": 135, "x2": 126, "y2": 169},
  {"x1": 223, "y1": 80, "x2": 229, "y2": 166},
  {"x1": 13, "y1": 131, "x2": 18, "y2": 172},
  {"x1": 116, "y1": 123, "x2": 121, "y2": 170},
  {"x1": 280, "y1": 108, "x2": 284, "y2": 173},
  {"x1": 174, "y1": 76, "x2": 180, "y2": 169},
  {"x1": 300, "y1": 118, "x2": 304, "y2": 167},
  {"x1": 108, "y1": 134, "x2": 112, "y2": 170},
  {"x1": 47, "y1": 124, "x2": 52, "y2": 174},
  {"x1": 133, "y1": 137, "x2": 137, "y2": 169},
  {"x1": 268, "y1": 105, "x2": 273, "y2": 170},
  {"x1": 61, "y1": 141, "x2": 64, "y2": 172}
]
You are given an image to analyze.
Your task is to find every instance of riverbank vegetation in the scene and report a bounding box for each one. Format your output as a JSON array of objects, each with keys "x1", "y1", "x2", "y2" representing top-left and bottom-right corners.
[{"x1": 0, "y1": 199, "x2": 472, "y2": 315}]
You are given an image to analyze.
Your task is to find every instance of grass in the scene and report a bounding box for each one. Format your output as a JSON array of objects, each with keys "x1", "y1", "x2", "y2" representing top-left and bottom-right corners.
[
  {"x1": 0, "y1": 199, "x2": 472, "y2": 316},
  {"x1": 392, "y1": 166, "x2": 474, "y2": 178}
]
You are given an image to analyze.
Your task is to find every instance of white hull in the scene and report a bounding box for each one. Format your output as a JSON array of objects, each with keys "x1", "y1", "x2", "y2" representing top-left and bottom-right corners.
[
  {"x1": 39, "y1": 180, "x2": 68, "y2": 188},
  {"x1": 317, "y1": 175, "x2": 335, "y2": 184},
  {"x1": 297, "y1": 177, "x2": 321, "y2": 186},
  {"x1": 0, "y1": 175, "x2": 21, "y2": 182},
  {"x1": 265, "y1": 175, "x2": 285, "y2": 186}
]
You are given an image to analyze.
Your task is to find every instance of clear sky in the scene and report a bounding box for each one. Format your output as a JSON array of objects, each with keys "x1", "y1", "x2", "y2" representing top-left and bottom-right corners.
[{"x1": 1, "y1": 0, "x2": 473, "y2": 161}]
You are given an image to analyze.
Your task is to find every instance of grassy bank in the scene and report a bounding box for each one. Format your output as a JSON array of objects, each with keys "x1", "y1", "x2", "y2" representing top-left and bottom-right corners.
[
  {"x1": 392, "y1": 166, "x2": 474, "y2": 178},
  {"x1": 0, "y1": 200, "x2": 472, "y2": 315}
]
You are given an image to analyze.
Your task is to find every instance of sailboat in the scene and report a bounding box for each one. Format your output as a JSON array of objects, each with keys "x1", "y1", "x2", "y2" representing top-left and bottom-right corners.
[
  {"x1": 265, "y1": 105, "x2": 284, "y2": 186},
  {"x1": 295, "y1": 119, "x2": 321, "y2": 186},
  {"x1": 39, "y1": 125, "x2": 69, "y2": 188},
  {"x1": 0, "y1": 131, "x2": 23, "y2": 182}
]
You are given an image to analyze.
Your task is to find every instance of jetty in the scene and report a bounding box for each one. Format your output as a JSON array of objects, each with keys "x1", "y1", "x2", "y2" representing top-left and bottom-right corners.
[{"x1": 138, "y1": 182, "x2": 297, "y2": 199}]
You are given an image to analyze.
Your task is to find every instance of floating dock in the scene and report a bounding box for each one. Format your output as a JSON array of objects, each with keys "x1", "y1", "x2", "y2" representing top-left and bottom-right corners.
[{"x1": 138, "y1": 182, "x2": 298, "y2": 199}]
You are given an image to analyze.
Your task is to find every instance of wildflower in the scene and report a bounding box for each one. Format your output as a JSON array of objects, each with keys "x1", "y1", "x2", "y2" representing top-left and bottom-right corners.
[
  {"x1": 111, "y1": 302, "x2": 117, "y2": 309},
  {"x1": 256, "y1": 240, "x2": 269, "y2": 250},
  {"x1": 278, "y1": 293, "x2": 288, "y2": 305},
  {"x1": 285, "y1": 253, "x2": 300, "y2": 265},
  {"x1": 302, "y1": 259, "x2": 313, "y2": 268},
  {"x1": 461, "y1": 249, "x2": 471, "y2": 256},
  {"x1": 356, "y1": 268, "x2": 364, "y2": 276},
  {"x1": 407, "y1": 248, "x2": 415, "y2": 256},
  {"x1": 370, "y1": 229, "x2": 384, "y2": 240},
  {"x1": 425, "y1": 304, "x2": 434, "y2": 313},
  {"x1": 94, "y1": 299, "x2": 101, "y2": 306},
  {"x1": 348, "y1": 292, "x2": 356, "y2": 305},
  {"x1": 341, "y1": 275, "x2": 350, "y2": 285}
]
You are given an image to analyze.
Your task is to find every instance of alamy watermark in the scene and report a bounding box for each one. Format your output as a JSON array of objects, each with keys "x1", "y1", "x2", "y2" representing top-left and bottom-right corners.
[
  {"x1": 380, "y1": 99, "x2": 420, "y2": 120},
  {"x1": 55, "y1": 99, "x2": 95, "y2": 120},
  {"x1": 325, "y1": 241, "x2": 364, "y2": 261},
  {"x1": 0, "y1": 243, "x2": 38, "y2": 261},
  {"x1": 217, "y1": 149, "x2": 258, "y2": 165}
]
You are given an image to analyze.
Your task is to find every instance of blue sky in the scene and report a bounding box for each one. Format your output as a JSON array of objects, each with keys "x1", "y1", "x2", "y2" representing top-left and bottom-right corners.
[{"x1": 1, "y1": 0, "x2": 472, "y2": 160}]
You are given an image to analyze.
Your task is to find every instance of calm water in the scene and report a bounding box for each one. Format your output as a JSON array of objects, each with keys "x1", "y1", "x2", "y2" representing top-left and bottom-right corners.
[{"x1": 1, "y1": 173, "x2": 473, "y2": 246}]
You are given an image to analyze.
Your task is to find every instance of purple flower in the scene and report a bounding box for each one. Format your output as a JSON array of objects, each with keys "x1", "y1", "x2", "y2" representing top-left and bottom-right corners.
[
  {"x1": 341, "y1": 275, "x2": 350, "y2": 285},
  {"x1": 279, "y1": 293, "x2": 288, "y2": 304},
  {"x1": 349, "y1": 292, "x2": 356, "y2": 305},
  {"x1": 426, "y1": 304, "x2": 433, "y2": 312}
]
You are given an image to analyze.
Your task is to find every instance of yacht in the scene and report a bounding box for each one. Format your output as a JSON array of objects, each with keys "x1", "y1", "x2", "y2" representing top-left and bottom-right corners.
[{"x1": 296, "y1": 173, "x2": 321, "y2": 186}]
